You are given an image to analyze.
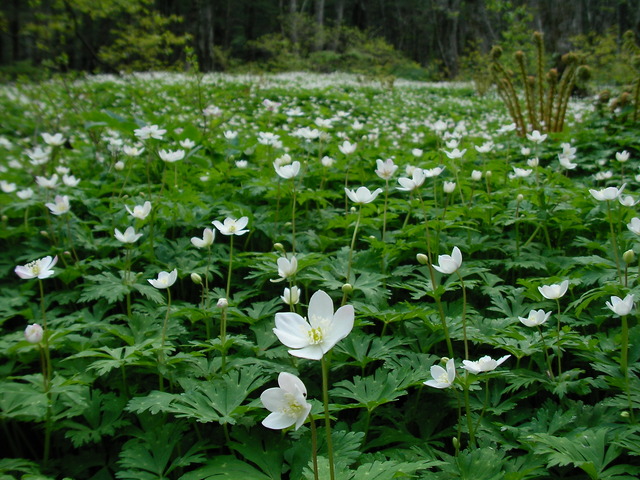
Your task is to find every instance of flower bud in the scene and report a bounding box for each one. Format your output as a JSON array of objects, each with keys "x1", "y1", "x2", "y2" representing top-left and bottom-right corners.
[
  {"x1": 273, "y1": 243, "x2": 285, "y2": 253},
  {"x1": 115, "y1": 161, "x2": 125, "y2": 171},
  {"x1": 621, "y1": 411, "x2": 630, "y2": 418},
  {"x1": 623, "y1": 249, "x2": 635, "y2": 265},
  {"x1": 416, "y1": 253, "x2": 429, "y2": 265},
  {"x1": 342, "y1": 283, "x2": 353, "y2": 294},
  {"x1": 217, "y1": 298, "x2": 228, "y2": 309},
  {"x1": 24, "y1": 324, "x2": 44, "y2": 344},
  {"x1": 191, "y1": 272, "x2": 202, "y2": 285},
  {"x1": 517, "y1": 194, "x2": 524, "y2": 202},
  {"x1": 452, "y1": 436, "x2": 460, "y2": 450},
  {"x1": 485, "y1": 170, "x2": 492, "y2": 178}
]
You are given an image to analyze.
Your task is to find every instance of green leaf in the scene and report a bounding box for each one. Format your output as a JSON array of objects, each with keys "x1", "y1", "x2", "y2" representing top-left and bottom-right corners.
[
  {"x1": 179, "y1": 456, "x2": 272, "y2": 480},
  {"x1": 79, "y1": 272, "x2": 130, "y2": 304},
  {"x1": 331, "y1": 368, "x2": 407, "y2": 412}
]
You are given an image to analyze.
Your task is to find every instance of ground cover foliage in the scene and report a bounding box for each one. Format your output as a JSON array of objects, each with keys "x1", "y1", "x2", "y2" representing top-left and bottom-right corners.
[{"x1": 1, "y1": 71, "x2": 640, "y2": 479}]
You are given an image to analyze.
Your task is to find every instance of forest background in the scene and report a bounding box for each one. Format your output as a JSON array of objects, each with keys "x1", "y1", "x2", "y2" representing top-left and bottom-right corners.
[{"x1": 1, "y1": 0, "x2": 640, "y2": 85}]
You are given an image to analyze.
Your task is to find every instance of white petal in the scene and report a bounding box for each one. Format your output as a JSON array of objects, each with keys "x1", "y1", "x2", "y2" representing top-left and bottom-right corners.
[
  {"x1": 278, "y1": 372, "x2": 307, "y2": 397},
  {"x1": 262, "y1": 412, "x2": 295, "y2": 430},
  {"x1": 260, "y1": 388, "x2": 287, "y2": 412},
  {"x1": 288, "y1": 345, "x2": 324, "y2": 360},
  {"x1": 308, "y1": 290, "x2": 334, "y2": 327}
]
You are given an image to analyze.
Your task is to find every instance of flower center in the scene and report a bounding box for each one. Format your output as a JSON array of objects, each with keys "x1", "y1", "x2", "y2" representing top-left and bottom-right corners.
[
  {"x1": 437, "y1": 372, "x2": 449, "y2": 384},
  {"x1": 283, "y1": 393, "x2": 305, "y2": 416},
  {"x1": 27, "y1": 261, "x2": 40, "y2": 275},
  {"x1": 307, "y1": 326, "x2": 324, "y2": 345}
]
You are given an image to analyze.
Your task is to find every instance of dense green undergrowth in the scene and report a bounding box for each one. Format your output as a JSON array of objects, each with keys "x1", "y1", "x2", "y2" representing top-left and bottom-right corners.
[{"x1": 1, "y1": 71, "x2": 640, "y2": 479}]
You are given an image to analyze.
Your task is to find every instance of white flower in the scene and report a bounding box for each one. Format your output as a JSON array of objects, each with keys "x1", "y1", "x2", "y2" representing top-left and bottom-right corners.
[
  {"x1": 258, "y1": 132, "x2": 281, "y2": 146},
  {"x1": 1, "y1": 180, "x2": 16, "y2": 192},
  {"x1": 275, "y1": 256, "x2": 298, "y2": 280},
  {"x1": 148, "y1": 269, "x2": 178, "y2": 289},
  {"x1": 475, "y1": 141, "x2": 494, "y2": 153},
  {"x1": 224, "y1": 130, "x2": 238, "y2": 140},
  {"x1": 321, "y1": 156, "x2": 335, "y2": 167},
  {"x1": 594, "y1": 171, "x2": 612, "y2": 181},
  {"x1": 217, "y1": 298, "x2": 229, "y2": 308},
  {"x1": 518, "y1": 309, "x2": 552, "y2": 327},
  {"x1": 619, "y1": 195, "x2": 639, "y2": 207},
  {"x1": 338, "y1": 140, "x2": 357, "y2": 155},
  {"x1": 16, "y1": 188, "x2": 34, "y2": 200},
  {"x1": 125, "y1": 201, "x2": 152, "y2": 220},
  {"x1": 432, "y1": 246, "x2": 462, "y2": 274},
  {"x1": 521, "y1": 147, "x2": 531, "y2": 156},
  {"x1": 42, "y1": 132, "x2": 65, "y2": 146},
  {"x1": 15, "y1": 256, "x2": 58, "y2": 279},
  {"x1": 274, "y1": 160, "x2": 300, "y2": 179},
  {"x1": 411, "y1": 148, "x2": 423, "y2": 157},
  {"x1": 134, "y1": 125, "x2": 166, "y2": 140},
  {"x1": 115, "y1": 161, "x2": 125, "y2": 171},
  {"x1": 159, "y1": 149, "x2": 185, "y2": 163},
  {"x1": 589, "y1": 184, "x2": 625, "y2": 201},
  {"x1": 281, "y1": 286, "x2": 301, "y2": 305},
  {"x1": 424, "y1": 167, "x2": 445, "y2": 178},
  {"x1": 260, "y1": 372, "x2": 312, "y2": 430},
  {"x1": 526, "y1": 130, "x2": 547, "y2": 144},
  {"x1": 123, "y1": 145, "x2": 145, "y2": 156},
  {"x1": 24, "y1": 324, "x2": 44, "y2": 343},
  {"x1": 471, "y1": 170, "x2": 482, "y2": 181},
  {"x1": 424, "y1": 358, "x2": 456, "y2": 389},
  {"x1": 558, "y1": 155, "x2": 577, "y2": 170},
  {"x1": 444, "y1": 148, "x2": 467, "y2": 159},
  {"x1": 606, "y1": 294, "x2": 634, "y2": 316},
  {"x1": 203, "y1": 105, "x2": 222, "y2": 117},
  {"x1": 397, "y1": 168, "x2": 426, "y2": 191},
  {"x1": 513, "y1": 167, "x2": 533, "y2": 178},
  {"x1": 443, "y1": 181, "x2": 456, "y2": 193},
  {"x1": 212, "y1": 216, "x2": 249, "y2": 236},
  {"x1": 527, "y1": 157, "x2": 539, "y2": 168},
  {"x1": 179, "y1": 139, "x2": 196, "y2": 149},
  {"x1": 26, "y1": 146, "x2": 51, "y2": 165},
  {"x1": 62, "y1": 174, "x2": 80, "y2": 187},
  {"x1": 616, "y1": 151, "x2": 630, "y2": 162},
  {"x1": 375, "y1": 158, "x2": 398, "y2": 180},
  {"x1": 445, "y1": 139, "x2": 459, "y2": 149},
  {"x1": 273, "y1": 290, "x2": 354, "y2": 360},
  {"x1": 35, "y1": 174, "x2": 59, "y2": 189},
  {"x1": 263, "y1": 99, "x2": 281, "y2": 111},
  {"x1": 345, "y1": 186, "x2": 383, "y2": 204},
  {"x1": 114, "y1": 226, "x2": 143, "y2": 244},
  {"x1": 628, "y1": 217, "x2": 640, "y2": 235},
  {"x1": 45, "y1": 195, "x2": 70, "y2": 215},
  {"x1": 538, "y1": 280, "x2": 569, "y2": 300},
  {"x1": 462, "y1": 355, "x2": 511, "y2": 374},
  {"x1": 235, "y1": 160, "x2": 248, "y2": 168},
  {"x1": 191, "y1": 227, "x2": 215, "y2": 248}
]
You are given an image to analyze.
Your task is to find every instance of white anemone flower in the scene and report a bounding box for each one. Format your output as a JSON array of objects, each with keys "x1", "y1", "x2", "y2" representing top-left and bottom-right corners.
[
  {"x1": 397, "y1": 168, "x2": 426, "y2": 191},
  {"x1": 338, "y1": 140, "x2": 357, "y2": 155},
  {"x1": 260, "y1": 372, "x2": 312, "y2": 430},
  {"x1": 628, "y1": 217, "x2": 640, "y2": 235},
  {"x1": 462, "y1": 354, "x2": 511, "y2": 374},
  {"x1": 159, "y1": 149, "x2": 185, "y2": 163},
  {"x1": 273, "y1": 290, "x2": 354, "y2": 360},
  {"x1": 281, "y1": 286, "x2": 301, "y2": 305},
  {"x1": 518, "y1": 309, "x2": 552, "y2": 327},
  {"x1": 125, "y1": 201, "x2": 152, "y2": 220},
  {"x1": 114, "y1": 226, "x2": 143, "y2": 244},
  {"x1": 345, "y1": 186, "x2": 383, "y2": 204},
  {"x1": 212, "y1": 216, "x2": 249, "y2": 236},
  {"x1": 191, "y1": 227, "x2": 215, "y2": 248},
  {"x1": 45, "y1": 195, "x2": 70, "y2": 215},
  {"x1": 432, "y1": 246, "x2": 462, "y2": 274},
  {"x1": 15, "y1": 255, "x2": 58, "y2": 279},
  {"x1": 606, "y1": 294, "x2": 634, "y2": 316},
  {"x1": 526, "y1": 130, "x2": 547, "y2": 143},
  {"x1": 273, "y1": 256, "x2": 298, "y2": 281},
  {"x1": 424, "y1": 358, "x2": 456, "y2": 389},
  {"x1": 274, "y1": 160, "x2": 300, "y2": 179},
  {"x1": 42, "y1": 132, "x2": 66, "y2": 146},
  {"x1": 375, "y1": 158, "x2": 398, "y2": 180},
  {"x1": 589, "y1": 184, "x2": 625, "y2": 201},
  {"x1": 24, "y1": 324, "x2": 44, "y2": 343},
  {"x1": 538, "y1": 280, "x2": 569, "y2": 300},
  {"x1": 148, "y1": 269, "x2": 178, "y2": 289}
]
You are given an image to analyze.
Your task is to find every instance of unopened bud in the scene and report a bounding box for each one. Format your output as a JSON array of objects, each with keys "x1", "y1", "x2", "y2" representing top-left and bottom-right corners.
[
  {"x1": 24, "y1": 324, "x2": 44, "y2": 344},
  {"x1": 350, "y1": 207, "x2": 357, "y2": 213},
  {"x1": 40, "y1": 230, "x2": 49, "y2": 237},
  {"x1": 485, "y1": 170, "x2": 492, "y2": 178},
  {"x1": 342, "y1": 283, "x2": 353, "y2": 294},
  {"x1": 217, "y1": 298, "x2": 228, "y2": 309},
  {"x1": 416, "y1": 253, "x2": 429, "y2": 265},
  {"x1": 623, "y1": 250, "x2": 635, "y2": 264},
  {"x1": 452, "y1": 436, "x2": 460, "y2": 450},
  {"x1": 191, "y1": 272, "x2": 202, "y2": 284},
  {"x1": 621, "y1": 411, "x2": 630, "y2": 418},
  {"x1": 273, "y1": 243, "x2": 285, "y2": 253},
  {"x1": 115, "y1": 161, "x2": 125, "y2": 171},
  {"x1": 517, "y1": 194, "x2": 524, "y2": 202},
  {"x1": 441, "y1": 357, "x2": 450, "y2": 364}
]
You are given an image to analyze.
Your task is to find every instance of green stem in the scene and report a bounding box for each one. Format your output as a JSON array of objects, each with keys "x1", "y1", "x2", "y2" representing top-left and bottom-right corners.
[
  {"x1": 220, "y1": 307, "x2": 228, "y2": 372},
  {"x1": 537, "y1": 325, "x2": 555, "y2": 380},
  {"x1": 226, "y1": 236, "x2": 234, "y2": 300},
  {"x1": 321, "y1": 356, "x2": 336, "y2": 480},
  {"x1": 345, "y1": 206, "x2": 362, "y2": 284},
  {"x1": 160, "y1": 289, "x2": 172, "y2": 352},
  {"x1": 556, "y1": 298, "x2": 562, "y2": 376},
  {"x1": 291, "y1": 181, "x2": 297, "y2": 253},
  {"x1": 473, "y1": 378, "x2": 490, "y2": 438},
  {"x1": 382, "y1": 180, "x2": 389, "y2": 242},
  {"x1": 457, "y1": 272, "x2": 468, "y2": 360},
  {"x1": 606, "y1": 200, "x2": 623, "y2": 283},
  {"x1": 309, "y1": 415, "x2": 320, "y2": 480},
  {"x1": 463, "y1": 373, "x2": 475, "y2": 448}
]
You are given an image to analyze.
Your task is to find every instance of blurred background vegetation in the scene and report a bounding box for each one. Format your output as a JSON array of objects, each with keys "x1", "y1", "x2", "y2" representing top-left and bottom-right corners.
[{"x1": 0, "y1": 0, "x2": 639, "y2": 85}]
